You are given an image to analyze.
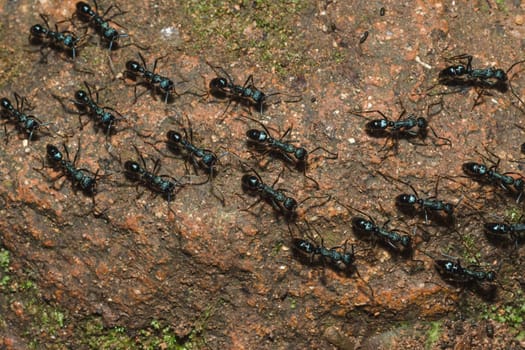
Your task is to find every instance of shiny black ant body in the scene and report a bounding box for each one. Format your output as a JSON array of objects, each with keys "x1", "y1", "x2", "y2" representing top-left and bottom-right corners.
[
  {"x1": 378, "y1": 171, "x2": 458, "y2": 225},
  {"x1": 434, "y1": 259, "x2": 496, "y2": 284},
  {"x1": 288, "y1": 220, "x2": 359, "y2": 277},
  {"x1": 394, "y1": 179, "x2": 457, "y2": 225},
  {"x1": 439, "y1": 54, "x2": 519, "y2": 90},
  {"x1": 72, "y1": 81, "x2": 125, "y2": 136},
  {"x1": 351, "y1": 215, "x2": 412, "y2": 251},
  {"x1": 242, "y1": 116, "x2": 338, "y2": 189},
  {"x1": 124, "y1": 146, "x2": 183, "y2": 205},
  {"x1": 293, "y1": 238, "x2": 356, "y2": 270},
  {"x1": 125, "y1": 53, "x2": 176, "y2": 103},
  {"x1": 241, "y1": 168, "x2": 298, "y2": 217},
  {"x1": 164, "y1": 128, "x2": 224, "y2": 204},
  {"x1": 462, "y1": 161, "x2": 524, "y2": 202},
  {"x1": 1, "y1": 93, "x2": 46, "y2": 141},
  {"x1": 206, "y1": 62, "x2": 295, "y2": 118},
  {"x1": 29, "y1": 14, "x2": 84, "y2": 61},
  {"x1": 352, "y1": 108, "x2": 450, "y2": 158},
  {"x1": 142, "y1": 115, "x2": 224, "y2": 204},
  {"x1": 289, "y1": 222, "x2": 374, "y2": 299},
  {"x1": 166, "y1": 129, "x2": 218, "y2": 175},
  {"x1": 44, "y1": 143, "x2": 99, "y2": 196},
  {"x1": 338, "y1": 201, "x2": 412, "y2": 251},
  {"x1": 484, "y1": 221, "x2": 525, "y2": 245},
  {"x1": 75, "y1": 0, "x2": 128, "y2": 51},
  {"x1": 427, "y1": 251, "x2": 502, "y2": 300},
  {"x1": 436, "y1": 54, "x2": 525, "y2": 109}
]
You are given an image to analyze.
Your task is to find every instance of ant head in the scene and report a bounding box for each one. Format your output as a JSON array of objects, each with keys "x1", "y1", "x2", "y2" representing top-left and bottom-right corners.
[
  {"x1": 125, "y1": 61, "x2": 142, "y2": 73},
  {"x1": 513, "y1": 178, "x2": 524, "y2": 191},
  {"x1": 164, "y1": 181, "x2": 177, "y2": 194},
  {"x1": 486, "y1": 271, "x2": 496, "y2": 282},
  {"x1": 76, "y1": 2, "x2": 92, "y2": 16},
  {"x1": 439, "y1": 64, "x2": 467, "y2": 78},
  {"x1": 1, "y1": 97, "x2": 12, "y2": 109},
  {"x1": 494, "y1": 69, "x2": 507, "y2": 82},
  {"x1": 74, "y1": 90, "x2": 89, "y2": 103},
  {"x1": 124, "y1": 160, "x2": 141, "y2": 174},
  {"x1": 396, "y1": 194, "x2": 417, "y2": 206},
  {"x1": 434, "y1": 259, "x2": 457, "y2": 275},
  {"x1": 400, "y1": 235, "x2": 412, "y2": 248},
  {"x1": 366, "y1": 119, "x2": 389, "y2": 131},
  {"x1": 241, "y1": 174, "x2": 260, "y2": 191},
  {"x1": 167, "y1": 130, "x2": 182, "y2": 143},
  {"x1": 283, "y1": 197, "x2": 298, "y2": 212},
  {"x1": 416, "y1": 117, "x2": 428, "y2": 129},
  {"x1": 103, "y1": 28, "x2": 120, "y2": 41},
  {"x1": 46, "y1": 144, "x2": 63, "y2": 162},
  {"x1": 202, "y1": 153, "x2": 218, "y2": 169},
  {"x1": 30, "y1": 24, "x2": 46, "y2": 36},
  {"x1": 81, "y1": 176, "x2": 97, "y2": 196},
  {"x1": 209, "y1": 77, "x2": 228, "y2": 91},
  {"x1": 63, "y1": 35, "x2": 79, "y2": 49},
  {"x1": 443, "y1": 203, "x2": 454, "y2": 214},
  {"x1": 25, "y1": 117, "x2": 41, "y2": 132},
  {"x1": 293, "y1": 238, "x2": 314, "y2": 254},
  {"x1": 342, "y1": 252, "x2": 355, "y2": 266},
  {"x1": 351, "y1": 217, "x2": 373, "y2": 232},
  {"x1": 159, "y1": 79, "x2": 174, "y2": 92},
  {"x1": 294, "y1": 148, "x2": 307, "y2": 161},
  {"x1": 462, "y1": 162, "x2": 486, "y2": 177},
  {"x1": 246, "y1": 129, "x2": 267, "y2": 142},
  {"x1": 484, "y1": 222, "x2": 509, "y2": 235}
]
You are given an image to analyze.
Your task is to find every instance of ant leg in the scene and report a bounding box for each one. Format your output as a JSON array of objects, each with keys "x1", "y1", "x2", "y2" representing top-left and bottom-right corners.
[
  {"x1": 428, "y1": 125, "x2": 452, "y2": 146},
  {"x1": 71, "y1": 140, "x2": 81, "y2": 166},
  {"x1": 271, "y1": 167, "x2": 285, "y2": 188},
  {"x1": 351, "y1": 109, "x2": 390, "y2": 120},
  {"x1": 242, "y1": 74, "x2": 255, "y2": 89},
  {"x1": 309, "y1": 146, "x2": 339, "y2": 160},
  {"x1": 445, "y1": 54, "x2": 473, "y2": 66},
  {"x1": 506, "y1": 59, "x2": 525, "y2": 112},
  {"x1": 301, "y1": 166, "x2": 320, "y2": 190}
]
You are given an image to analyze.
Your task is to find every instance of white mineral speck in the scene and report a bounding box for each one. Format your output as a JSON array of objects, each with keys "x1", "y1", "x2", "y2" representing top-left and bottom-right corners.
[{"x1": 160, "y1": 27, "x2": 179, "y2": 40}]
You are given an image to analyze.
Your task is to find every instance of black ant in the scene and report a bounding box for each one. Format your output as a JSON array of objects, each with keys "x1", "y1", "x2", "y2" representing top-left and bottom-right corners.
[
  {"x1": 462, "y1": 149, "x2": 525, "y2": 203},
  {"x1": 1, "y1": 93, "x2": 48, "y2": 141},
  {"x1": 379, "y1": 172, "x2": 459, "y2": 225},
  {"x1": 206, "y1": 62, "x2": 299, "y2": 118},
  {"x1": 145, "y1": 114, "x2": 225, "y2": 204},
  {"x1": 29, "y1": 14, "x2": 85, "y2": 62},
  {"x1": 123, "y1": 145, "x2": 183, "y2": 209},
  {"x1": 35, "y1": 142, "x2": 104, "y2": 216},
  {"x1": 124, "y1": 53, "x2": 179, "y2": 104},
  {"x1": 434, "y1": 54, "x2": 525, "y2": 110},
  {"x1": 289, "y1": 221, "x2": 375, "y2": 300},
  {"x1": 340, "y1": 202, "x2": 412, "y2": 252},
  {"x1": 484, "y1": 221, "x2": 525, "y2": 247},
  {"x1": 291, "y1": 224, "x2": 356, "y2": 273},
  {"x1": 421, "y1": 247, "x2": 507, "y2": 300},
  {"x1": 434, "y1": 258, "x2": 496, "y2": 285},
  {"x1": 75, "y1": 0, "x2": 128, "y2": 51},
  {"x1": 53, "y1": 81, "x2": 126, "y2": 139},
  {"x1": 241, "y1": 167, "x2": 298, "y2": 218},
  {"x1": 351, "y1": 215, "x2": 412, "y2": 251},
  {"x1": 352, "y1": 108, "x2": 450, "y2": 159},
  {"x1": 241, "y1": 116, "x2": 338, "y2": 189}
]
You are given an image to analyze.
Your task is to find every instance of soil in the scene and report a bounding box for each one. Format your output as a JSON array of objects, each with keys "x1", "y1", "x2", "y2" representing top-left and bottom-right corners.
[{"x1": 1, "y1": 0, "x2": 525, "y2": 349}]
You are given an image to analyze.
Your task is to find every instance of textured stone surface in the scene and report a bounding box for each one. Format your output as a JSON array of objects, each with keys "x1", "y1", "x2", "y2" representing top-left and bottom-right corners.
[{"x1": 1, "y1": 0, "x2": 525, "y2": 348}]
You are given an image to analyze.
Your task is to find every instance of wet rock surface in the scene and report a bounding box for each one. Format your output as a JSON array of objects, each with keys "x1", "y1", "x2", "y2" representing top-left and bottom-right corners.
[{"x1": 1, "y1": 0, "x2": 525, "y2": 349}]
